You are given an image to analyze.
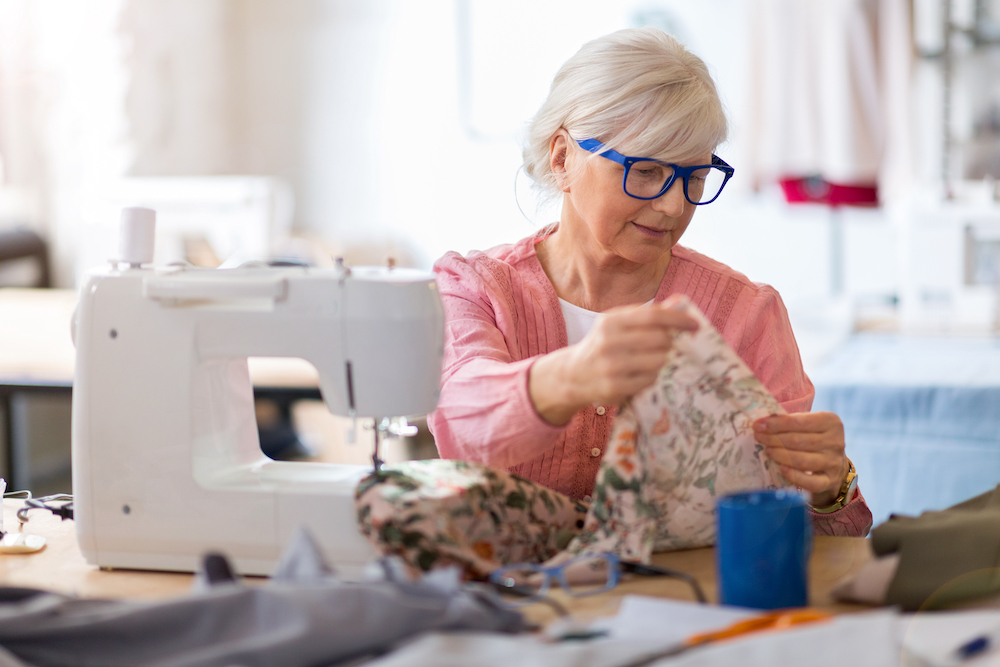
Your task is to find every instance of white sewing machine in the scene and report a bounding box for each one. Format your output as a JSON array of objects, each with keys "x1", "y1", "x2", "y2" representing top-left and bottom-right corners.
[{"x1": 71, "y1": 208, "x2": 444, "y2": 576}]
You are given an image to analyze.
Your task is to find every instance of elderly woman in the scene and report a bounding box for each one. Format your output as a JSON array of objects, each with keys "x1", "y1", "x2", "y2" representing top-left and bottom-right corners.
[{"x1": 427, "y1": 27, "x2": 871, "y2": 536}]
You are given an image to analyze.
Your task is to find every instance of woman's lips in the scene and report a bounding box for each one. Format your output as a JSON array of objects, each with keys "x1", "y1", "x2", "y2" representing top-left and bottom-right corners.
[{"x1": 631, "y1": 222, "x2": 669, "y2": 237}]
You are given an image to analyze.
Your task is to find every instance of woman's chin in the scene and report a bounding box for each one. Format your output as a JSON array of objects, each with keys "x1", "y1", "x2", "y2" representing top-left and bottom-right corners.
[{"x1": 614, "y1": 241, "x2": 675, "y2": 266}]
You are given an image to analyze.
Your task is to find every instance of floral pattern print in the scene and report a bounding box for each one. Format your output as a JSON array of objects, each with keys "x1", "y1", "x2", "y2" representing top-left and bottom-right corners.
[
  {"x1": 557, "y1": 294, "x2": 790, "y2": 563},
  {"x1": 355, "y1": 459, "x2": 587, "y2": 579}
]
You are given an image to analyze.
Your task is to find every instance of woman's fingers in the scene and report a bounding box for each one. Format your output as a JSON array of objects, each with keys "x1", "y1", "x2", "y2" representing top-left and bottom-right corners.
[
  {"x1": 754, "y1": 412, "x2": 842, "y2": 436},
  {"x1": 753, "y1": 411, "x2": 849, "y2": 505},
  {"x1": 581, "y1": 348, "x2": 672, "y2": 402},
  {"x1": 588, "y1": 304, "x2": 698, "y2": 357},
  {"x1": 565, "y1": 302, "x2": 699, "y2": 407},
  {"x1": 775, "y1": 465, "x2": 838, "y2": 494},
  {"x1": 602, "y1": 301, "x2": 700, "y2": 334},
  {"x1": 761, "y1": 446, "x2": 827, "y2": 471},
  {"x1": 530, "y1": 299, "x2": 700, "y2": 424}
]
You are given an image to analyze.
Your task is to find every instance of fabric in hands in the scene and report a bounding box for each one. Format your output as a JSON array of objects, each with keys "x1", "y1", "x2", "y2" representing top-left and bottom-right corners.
[
  {"x1": 356, "y1": 296, "x2": 792, "y2": 576},
  {"x1": 560, "y1": 294, "x2": 792, "y2": 563}
]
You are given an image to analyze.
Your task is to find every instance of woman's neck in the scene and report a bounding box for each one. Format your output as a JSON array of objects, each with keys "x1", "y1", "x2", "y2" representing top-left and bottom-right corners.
[{"x1": 536, "y1": 226, "x2": 672, "y2": 312}]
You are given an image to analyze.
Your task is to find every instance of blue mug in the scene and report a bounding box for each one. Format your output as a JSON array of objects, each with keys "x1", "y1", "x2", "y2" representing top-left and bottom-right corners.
[{"x1": 716, "y1": 488, "x2": 811, "y2": 609}]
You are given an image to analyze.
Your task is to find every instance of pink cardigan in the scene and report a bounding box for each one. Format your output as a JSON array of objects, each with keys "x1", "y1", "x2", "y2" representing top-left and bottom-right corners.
[{"x1": 428, "y1": 230, "x2": 872, "y2": 537}]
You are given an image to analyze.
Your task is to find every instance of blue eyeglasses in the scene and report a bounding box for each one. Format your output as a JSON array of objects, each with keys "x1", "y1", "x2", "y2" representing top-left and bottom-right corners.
[
  {"x1": 487, "y1": 552, "x2": 707, "y2": 608},
  {"x1": 576, "y1": 138, "x2": 734, "y2": 205}
]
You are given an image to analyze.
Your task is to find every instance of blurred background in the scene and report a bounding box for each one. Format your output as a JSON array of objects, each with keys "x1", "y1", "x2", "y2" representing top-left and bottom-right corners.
[{"x1": 2, "y1": 0, "x2": 1000, "y2": 524}]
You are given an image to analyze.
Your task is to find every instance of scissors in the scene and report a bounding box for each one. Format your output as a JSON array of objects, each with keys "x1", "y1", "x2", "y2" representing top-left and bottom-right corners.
[{"x1": 618, "y1": 608, "x2": 833, "y2": 667}]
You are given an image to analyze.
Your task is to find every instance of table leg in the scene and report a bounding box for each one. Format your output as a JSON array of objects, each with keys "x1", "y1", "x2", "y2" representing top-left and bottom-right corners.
[
  {"x1": 9, "y1": 393, "x2": 30, "y2": 491},
  {"x1": 0, "y1": 391, "x2": 10, "y2": 482}
]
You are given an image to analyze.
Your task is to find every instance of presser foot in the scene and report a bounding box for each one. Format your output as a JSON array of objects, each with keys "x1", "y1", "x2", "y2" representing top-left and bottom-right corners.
[{"x1": 368, "y1": 417, "x2": 419, "y2": 474}]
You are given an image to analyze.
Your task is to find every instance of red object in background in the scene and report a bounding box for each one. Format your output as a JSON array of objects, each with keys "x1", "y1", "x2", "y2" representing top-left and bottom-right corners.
[{"x1": 779, "y1": 176, "x2": 879, "y2": 207}]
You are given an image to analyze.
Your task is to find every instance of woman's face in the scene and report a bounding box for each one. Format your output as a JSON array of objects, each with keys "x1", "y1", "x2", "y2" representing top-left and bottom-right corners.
[{"x1": 554, "y1": 132, "x2": 709, "y2": 267}]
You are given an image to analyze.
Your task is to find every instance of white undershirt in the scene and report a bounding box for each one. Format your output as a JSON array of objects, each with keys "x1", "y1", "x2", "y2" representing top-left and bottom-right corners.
[
  {"x1": 559, "y1": 298, "x2": 602, "y2": 345},
  {"x1": 559, "y1": 297, "x2": 657, "y2": 345}
]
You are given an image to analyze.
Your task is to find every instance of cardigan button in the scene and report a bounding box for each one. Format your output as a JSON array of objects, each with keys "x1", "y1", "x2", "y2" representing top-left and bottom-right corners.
[
  {"x1": 590, "y1": 447, "x2": 602, "y2": 457},
  {"x1": 596, "y1": 406, "x2": 607, "y2": 416}
]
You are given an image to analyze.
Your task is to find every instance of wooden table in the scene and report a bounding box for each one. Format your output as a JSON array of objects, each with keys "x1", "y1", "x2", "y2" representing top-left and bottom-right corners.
[
  {"x1": 1, "y1": 499, "x2": 196, "y2": 599},
  {"x1": 1, "y1": 499, "x2": 876, "y2": 624},
  {"x1": 526, "y1": 533, "x2": 873, "y2": 626}
]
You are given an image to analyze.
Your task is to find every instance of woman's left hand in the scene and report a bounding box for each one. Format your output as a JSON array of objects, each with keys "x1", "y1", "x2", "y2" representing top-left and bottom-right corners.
[{"x1": 752, "y1": 412, "x2": 849, "y2": 508}]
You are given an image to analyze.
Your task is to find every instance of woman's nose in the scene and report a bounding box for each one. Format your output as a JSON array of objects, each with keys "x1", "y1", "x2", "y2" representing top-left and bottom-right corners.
[{"x1": 650, "y1": 179, "x2": 687, "y2": 216}]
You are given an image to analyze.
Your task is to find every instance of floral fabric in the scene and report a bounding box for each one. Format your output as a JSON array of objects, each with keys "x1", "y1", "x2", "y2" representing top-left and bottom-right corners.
[
  {"x1": 355, "y1": 295, "x2": 791, "y2": 576},
  {"x1": 354, "y1": 459, "x2": 586, "y2": 579},
  {"x1": 559, "y1": 294, "x2": 790, "y2": 563}
]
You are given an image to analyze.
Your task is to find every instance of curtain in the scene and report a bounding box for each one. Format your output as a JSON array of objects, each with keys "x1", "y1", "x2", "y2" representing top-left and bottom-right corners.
[{"x1": 745, "y1": 0, "x2": 915, "y2": 204}]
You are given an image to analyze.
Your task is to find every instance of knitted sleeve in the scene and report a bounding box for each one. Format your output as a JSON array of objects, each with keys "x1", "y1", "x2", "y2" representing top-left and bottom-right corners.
[{"x1": 426, "y1": 251, "x2": 566, "y2": 470}]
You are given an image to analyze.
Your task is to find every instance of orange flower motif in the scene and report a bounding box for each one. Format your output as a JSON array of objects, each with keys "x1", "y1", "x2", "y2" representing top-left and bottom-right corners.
[
  {"x1": 615, "y1": 442, "x2": 636, "y2": 457},
  {"x1": 651, "y1": 408, "x2": 671, "y2": 435},
  {"x1": 471, "y1": 541, "x2": 495, "y2": 560},
  {"x1": 617, "y1": 429, "x2": 636, "y2": 441},
  {"x1": 618, "y1": 458, "x2": 636, "y2": 474}
]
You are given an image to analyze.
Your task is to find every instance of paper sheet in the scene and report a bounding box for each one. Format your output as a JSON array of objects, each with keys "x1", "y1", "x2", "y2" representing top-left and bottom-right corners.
[
  {"x1": 593, "y1": 596, "x2": 899, "y2": 667},
  {"x1": 590, "y1": 596, "x2": 755, "y2": 643},
  {"x1": 667, "y1": 610, "x2": 899, "y2": 667},
  {"x1": 900, "y1": 610, "x2": 1000, "y2": 666},
  {"x1": 367, "y1": 596, "x2": 901, "y2": 667}
]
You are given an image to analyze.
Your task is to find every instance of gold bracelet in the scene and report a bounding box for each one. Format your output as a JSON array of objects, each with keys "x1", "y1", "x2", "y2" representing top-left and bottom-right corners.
[{"x1": 810, "y1": 458, "x2": 857, "y2": 514}]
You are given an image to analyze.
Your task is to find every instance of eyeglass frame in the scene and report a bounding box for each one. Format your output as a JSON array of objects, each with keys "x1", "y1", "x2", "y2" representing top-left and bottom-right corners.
[
  {"x1": 487, "y1": 551, "x2": 707, "y2": 607},
  {"x1": 575, "y1": 138, "x2": 735, "y2": 205},
  {"x1": 489, "y1": 552, "x2": 622, "y2": 604}
]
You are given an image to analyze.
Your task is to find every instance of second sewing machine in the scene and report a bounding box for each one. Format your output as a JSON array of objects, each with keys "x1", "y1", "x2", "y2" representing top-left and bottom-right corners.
[{"x1": 71, "y1": 208, "x2": 445, "y2": 577}]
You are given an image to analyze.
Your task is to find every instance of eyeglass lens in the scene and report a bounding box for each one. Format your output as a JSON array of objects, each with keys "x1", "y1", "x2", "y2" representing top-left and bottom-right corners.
[
  {"x1": 558, "y1": 556, "x2": 617, "y2": 595},
  {"x1": 625, "y1": 161, "x2": 727, "y2": 203},
  {"x1": 491, "y1": 556, "x2": 616, "y2": 605}
]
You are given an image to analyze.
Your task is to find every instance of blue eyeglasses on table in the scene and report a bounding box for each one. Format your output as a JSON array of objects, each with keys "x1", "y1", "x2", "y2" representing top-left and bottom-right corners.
[
  {"x1": 488, "y1": 552, "x2": 707, "y2": 608},
  {"x1": 576, "y1": 138, "x2": 734, "y2": 205}
]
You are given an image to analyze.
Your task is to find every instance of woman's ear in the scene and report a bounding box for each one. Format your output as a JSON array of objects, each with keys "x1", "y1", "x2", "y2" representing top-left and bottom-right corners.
[{"x1": 549, "y1": 132, "x2": 572, "y2": 193}]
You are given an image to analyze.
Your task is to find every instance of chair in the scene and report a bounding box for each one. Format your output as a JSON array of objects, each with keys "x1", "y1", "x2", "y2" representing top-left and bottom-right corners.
[{"x1": 0, "y1": 227, "x2": 50, "y2": 288}]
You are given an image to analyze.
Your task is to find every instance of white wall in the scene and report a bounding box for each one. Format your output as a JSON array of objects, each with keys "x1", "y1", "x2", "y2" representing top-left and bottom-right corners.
[
  {"x1": 280, "y1": 0, "x2": 903, "y2": 346},
  {"x1": 3, "y1": 0, "x2": 981, "y2": 359},
  {"x1": 290, "y1": 0, "x2": 756, "y2": 268},
  {"x1": 0, "y1": 0, "x2": 131, "y2": 287}
]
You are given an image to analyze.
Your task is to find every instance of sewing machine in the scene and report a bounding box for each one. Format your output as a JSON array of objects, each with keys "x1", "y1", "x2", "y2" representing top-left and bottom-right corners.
[{"x1": 71, "y1": 208, "x2": 444, "y2": 576}]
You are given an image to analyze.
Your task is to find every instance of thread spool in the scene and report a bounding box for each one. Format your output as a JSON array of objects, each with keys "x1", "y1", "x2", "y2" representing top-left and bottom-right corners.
[{"x1": 118, "y1": 207, "x2": 156, "y2": 267}]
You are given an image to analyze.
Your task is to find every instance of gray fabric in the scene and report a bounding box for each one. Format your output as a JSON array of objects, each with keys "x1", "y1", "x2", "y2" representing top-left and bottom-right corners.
[
  {"x1": 0, "y1": 529, "x2": 526, "y2": 667},
  {"x1": 0, "y1": 644, "x2": 30, "y2": 667}
]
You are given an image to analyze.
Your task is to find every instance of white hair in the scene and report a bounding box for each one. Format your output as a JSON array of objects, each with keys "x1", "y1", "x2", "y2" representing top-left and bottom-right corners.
[{"x1": 523, "y1": 27, "x2": 728, "y2": 201}]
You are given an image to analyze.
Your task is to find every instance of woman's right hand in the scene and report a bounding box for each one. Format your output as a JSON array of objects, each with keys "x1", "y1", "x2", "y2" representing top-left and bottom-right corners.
[{"x1": 528, "y1": 299, "x2": 699, "y2": 426}]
